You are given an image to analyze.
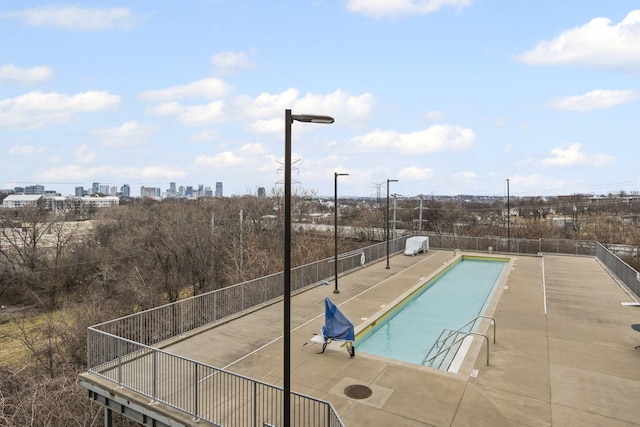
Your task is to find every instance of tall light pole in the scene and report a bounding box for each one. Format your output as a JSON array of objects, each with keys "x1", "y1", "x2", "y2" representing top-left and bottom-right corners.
[
  {"x1": 418, "y1": 194, "x2": 424, "y2": 233},
  {"x1": 386, "y1": 179, "x2": 398, "y2": 269},
  {"x1": 506, "y1": 178, "x2": 510, "y2": 252},
  {"x1": 334, "y1": 172, "x2": 349, "y2": 294},
  {"x1": 284, "y1": 109, "x2": 333, "y2": 426}
]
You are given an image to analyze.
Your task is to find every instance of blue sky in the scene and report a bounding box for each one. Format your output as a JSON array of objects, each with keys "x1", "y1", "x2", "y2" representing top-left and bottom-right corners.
[{"x1": 2, "y1": 1, "x2": 640, "y2": 198}]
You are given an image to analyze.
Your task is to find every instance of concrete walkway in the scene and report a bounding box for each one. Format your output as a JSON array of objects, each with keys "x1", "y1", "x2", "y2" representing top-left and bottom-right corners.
[{"x1": 158, "y1": 250, "x2": 640, "y2": 426}]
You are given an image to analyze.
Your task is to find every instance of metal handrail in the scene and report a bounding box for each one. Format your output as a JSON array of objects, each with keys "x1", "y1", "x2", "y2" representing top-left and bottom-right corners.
[
  {"x1": 423, "y1": 315, "x2": 495, "y2": 368},
  {"x1": 427, "y1": 332, "x2": 491, "y2": 366},
  {"x1": 440, "y1": 315, "x2": 496, "y2": 346}
]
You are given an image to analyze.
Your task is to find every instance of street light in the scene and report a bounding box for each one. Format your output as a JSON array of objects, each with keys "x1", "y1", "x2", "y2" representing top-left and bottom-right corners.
[
  {"x1": 386, "y1": 179, "x2": 398, "y2": 269},
  {"x1": 506, "y1": 178, "x2": 511, "y2": 252},
  {"x1": 284, "y1": 109, "x2": 333, "y2": 426},
  {"x1": 334, "y1": 172, "x2": 349, "y2": 294}
]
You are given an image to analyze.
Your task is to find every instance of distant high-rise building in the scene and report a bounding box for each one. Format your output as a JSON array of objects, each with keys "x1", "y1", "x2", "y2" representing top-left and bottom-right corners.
[
  {"x1": 140, "y1": 186, "x2": 157, "y2": 198},
  {"x1": 178, "y1": 185, "x2": 185, "y2": 196},
  {"x1": 205, "y1": 186, "x2": 213, "y2": 197},
  {"x1": 156, "y1": 188, "x2": 161, "y2": 198},
  {"x1": 99, "y1": 185, "x2": 109, "y2": 195},
  {"x1": 25, "y1": 184, "x2": 44, "y2": 195},
  {"x1": 186, "y1": 186, "x2": 193, "y2": 197},
  {"x1": 121, "y1": 184, "x2": 130, "y2": 198},
  {"x1": 258, "y1": 187, "x2": 266, "y2": 198},
  {"x1": 75, "y1": 186, "x2": 84, "y2": 197},
  {"x1": 197, "y1": 184, "x2": 204, "y2": 197},
  {"x1": 92, "y1": 182, "x2": 100, "y2": 195},
  {"x1": 169, "y1": 182, "x2": 176, "y2": 193},
  {"x1": 110, "y1": 186, "x2": 117, "y2": 196},
  {"x1": 215, "y1": 182, "x2": 223, "y2": 197}
]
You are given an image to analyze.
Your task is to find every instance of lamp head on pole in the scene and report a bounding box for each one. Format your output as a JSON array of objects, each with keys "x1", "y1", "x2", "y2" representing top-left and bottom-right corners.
[{"x1": 292, "y1": 114, "x2": 334, "y2": 124}]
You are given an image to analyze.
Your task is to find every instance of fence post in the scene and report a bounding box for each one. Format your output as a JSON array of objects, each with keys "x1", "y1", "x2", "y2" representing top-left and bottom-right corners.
[
  {"x1": 152, "y1": 350, "x2": 157, "y2": 401},
  {"x1": 117, "y1": 339, "x2": 122, "y2": 387},
  {"x1": 194, "y1": 363, "x2": 199, "y2": 420}
]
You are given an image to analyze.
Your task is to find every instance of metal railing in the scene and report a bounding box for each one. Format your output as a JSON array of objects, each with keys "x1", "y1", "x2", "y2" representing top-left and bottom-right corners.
[
  {"x1": 423, "y1": 316, "x2": 495, "y2": 370},
  {"x1": 595, "y1": 242, "x2": 640, "y2": 298},
  {"x1": 89, "y1": 329, "x2": 342, "y2": 426},
  {"x1": 424, "y1": 234, "x2": 597, "y2": 256},
  {"x1": 87, "y1": 236, "x2": 411, "y2": 427},
  {"x1": 86, "y1": 233, "x2": 640, "y2": 426}
]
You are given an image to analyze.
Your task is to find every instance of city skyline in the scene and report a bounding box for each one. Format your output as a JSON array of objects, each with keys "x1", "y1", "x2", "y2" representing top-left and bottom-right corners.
[{"x1": 2, "y1": 2, "x2": 640, "y2": 198}]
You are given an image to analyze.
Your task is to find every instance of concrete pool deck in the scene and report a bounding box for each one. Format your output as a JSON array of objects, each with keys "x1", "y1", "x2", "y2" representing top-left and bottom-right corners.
[{"x1": 82, "y1": 250, "x2": 640, "y2": 426}]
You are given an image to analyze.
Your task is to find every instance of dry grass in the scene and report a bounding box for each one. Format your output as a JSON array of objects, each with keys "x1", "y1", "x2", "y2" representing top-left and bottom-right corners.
[
  {"x1": 0, "y1": 314, "x2": 32, "y2": 365},
  {"x1": 0, "y1": 308, "x2": 64, "y2": 366}
]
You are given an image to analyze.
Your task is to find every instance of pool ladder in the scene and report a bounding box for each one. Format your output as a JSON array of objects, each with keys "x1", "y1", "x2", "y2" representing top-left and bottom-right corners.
[{"x1": 423, "y1": 315, "x2": 496, "y2": 370}]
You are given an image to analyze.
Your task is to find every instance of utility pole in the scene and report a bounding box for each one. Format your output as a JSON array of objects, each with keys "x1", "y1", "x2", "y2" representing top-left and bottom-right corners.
[{"x1": 372, "y1": 182, "x2": 383, "y2": 204}]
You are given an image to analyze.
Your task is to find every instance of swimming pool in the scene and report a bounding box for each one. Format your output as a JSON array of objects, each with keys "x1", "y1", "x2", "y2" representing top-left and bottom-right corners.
[{"x1": 356, "y1": 256, "x2": 508, "y2": 370}]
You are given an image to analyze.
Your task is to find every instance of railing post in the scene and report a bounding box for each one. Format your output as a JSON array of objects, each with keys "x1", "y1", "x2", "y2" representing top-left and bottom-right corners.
[
  {"x1": 253, "y1": 381, "x2": 257, "y2": 427},
  {"x1": 153, "y1": 350, "x2": 157, "y2": 401},
  {"x1": 117, "y1": 338, "x2": 122, "y2": 387},
  {"x1": 194, "y1": 363, "x2": 199, "y2": 420}
]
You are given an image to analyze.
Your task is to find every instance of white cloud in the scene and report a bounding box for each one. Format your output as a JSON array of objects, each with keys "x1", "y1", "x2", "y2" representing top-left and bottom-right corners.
[
  {"x1": 0, "y1": 90, "x2": 121, "y2": 129},
  {"x1": 350, "y1": 124, "x2": 475, "y2": 154},
  {"x1": 452, "y1": 172, "x2": 477, "y2": 181},
  {"x1": 346, "y1": 0, "x2": 471, "y2": 18},
  {"x1": 546, "y1": 89, "x2": 638, "y2": 112},
  {"x1": 233, "y1": 88, "x2": 300, "y2": 119},
  {"x1": 75, "y1": 144, "x2": 96, "y2": 163},
  {"x1": 293, "y1": 90, "x2": 374, "y2": 121},
  {"x1": 144, "y1": 102, "x2": 183, "y2": 116},
  {"x1": 236, "y1": 88, "x2": 375, "y2": 134},
  {"x1": 506, "y1": 174, "x2": 569, "y2": 194},
  {"x1": 91, "y1": 121, "x2": 161, "y2": 146},
  {"x1": 0, "y1": 64, "x2": 53, "y2": 84},
  {"x1": 238, "y1": 143, "x2": 267, "y2": 156},
  {"x1": 538, "y1": 143, "x2": 615, "y2": 167},
  {"x1": 178, "y1": 101, "x2": 226, "y2": 127},
  {"x1": 137, "y1": 165, "x2": 186, "y2": 179},
  {"x1": 195, "y1": 151, "x2": 245, "y2": 168},
  {"x1": 2, "y1": 6, "x2": 134, "y2": 30},
  {"x1": 516, "y1": 10, "x2": 640, "y2": 71},
  {"x1": 189, "y1": 129, "x2": 219, "y2": 142},
  {"x1": 247, "y1": 118, "x2": 282, "y2": 134},
  {"x1": 38, "y1": 165, "x2": 93, "y2": 181},
  {"x1": 138, "y1": 78, "x2": 231, "y2": 102},
  {"x1": 38, "y1": 164, "x2": 186, "y2": 182},
  {"x1": 398, "y1": 166, "x2": 434, "y2": 181},
  {"x1": 235, "y1": 88, "x2": 374, "y2": 121},
  {"x1": 211, "y1": 50, "x2": 257, "y2": 74},
  {"x1": 145, "y1": 100, "x2": 225, "y2": 127}
]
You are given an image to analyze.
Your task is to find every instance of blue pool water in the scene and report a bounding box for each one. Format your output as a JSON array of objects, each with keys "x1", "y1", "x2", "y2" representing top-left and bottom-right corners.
[{"x1": 356, "y1": 256, "x2": 508, "y2": 366}]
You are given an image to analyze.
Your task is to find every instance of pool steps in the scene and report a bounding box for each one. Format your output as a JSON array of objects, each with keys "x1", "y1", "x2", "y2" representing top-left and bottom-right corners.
[{"x1": 423, "y1": 315, "x2": 496, "y2": 370}]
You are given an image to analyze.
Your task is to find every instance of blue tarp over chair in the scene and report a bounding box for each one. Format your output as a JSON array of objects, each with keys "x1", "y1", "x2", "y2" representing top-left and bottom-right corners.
[{"x1": 313, "y1": 297, "x2": 355, "y2": 357}]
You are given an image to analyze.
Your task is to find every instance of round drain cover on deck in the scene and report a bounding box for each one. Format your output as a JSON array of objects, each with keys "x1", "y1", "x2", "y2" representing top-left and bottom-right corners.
[{"x1": 344, "y1": 384, "x2": 372, "y2": 399}]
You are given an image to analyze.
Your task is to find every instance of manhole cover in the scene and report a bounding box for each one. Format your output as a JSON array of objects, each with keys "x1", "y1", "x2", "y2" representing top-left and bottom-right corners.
[{"x1": 344, "y1": 384, "x2": 372, "y2": 399}]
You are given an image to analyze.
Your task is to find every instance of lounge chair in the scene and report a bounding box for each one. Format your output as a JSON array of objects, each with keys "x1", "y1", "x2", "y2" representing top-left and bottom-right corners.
[{"x1": 311, "y1": 297, "x2": 355, "y2": 357}]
